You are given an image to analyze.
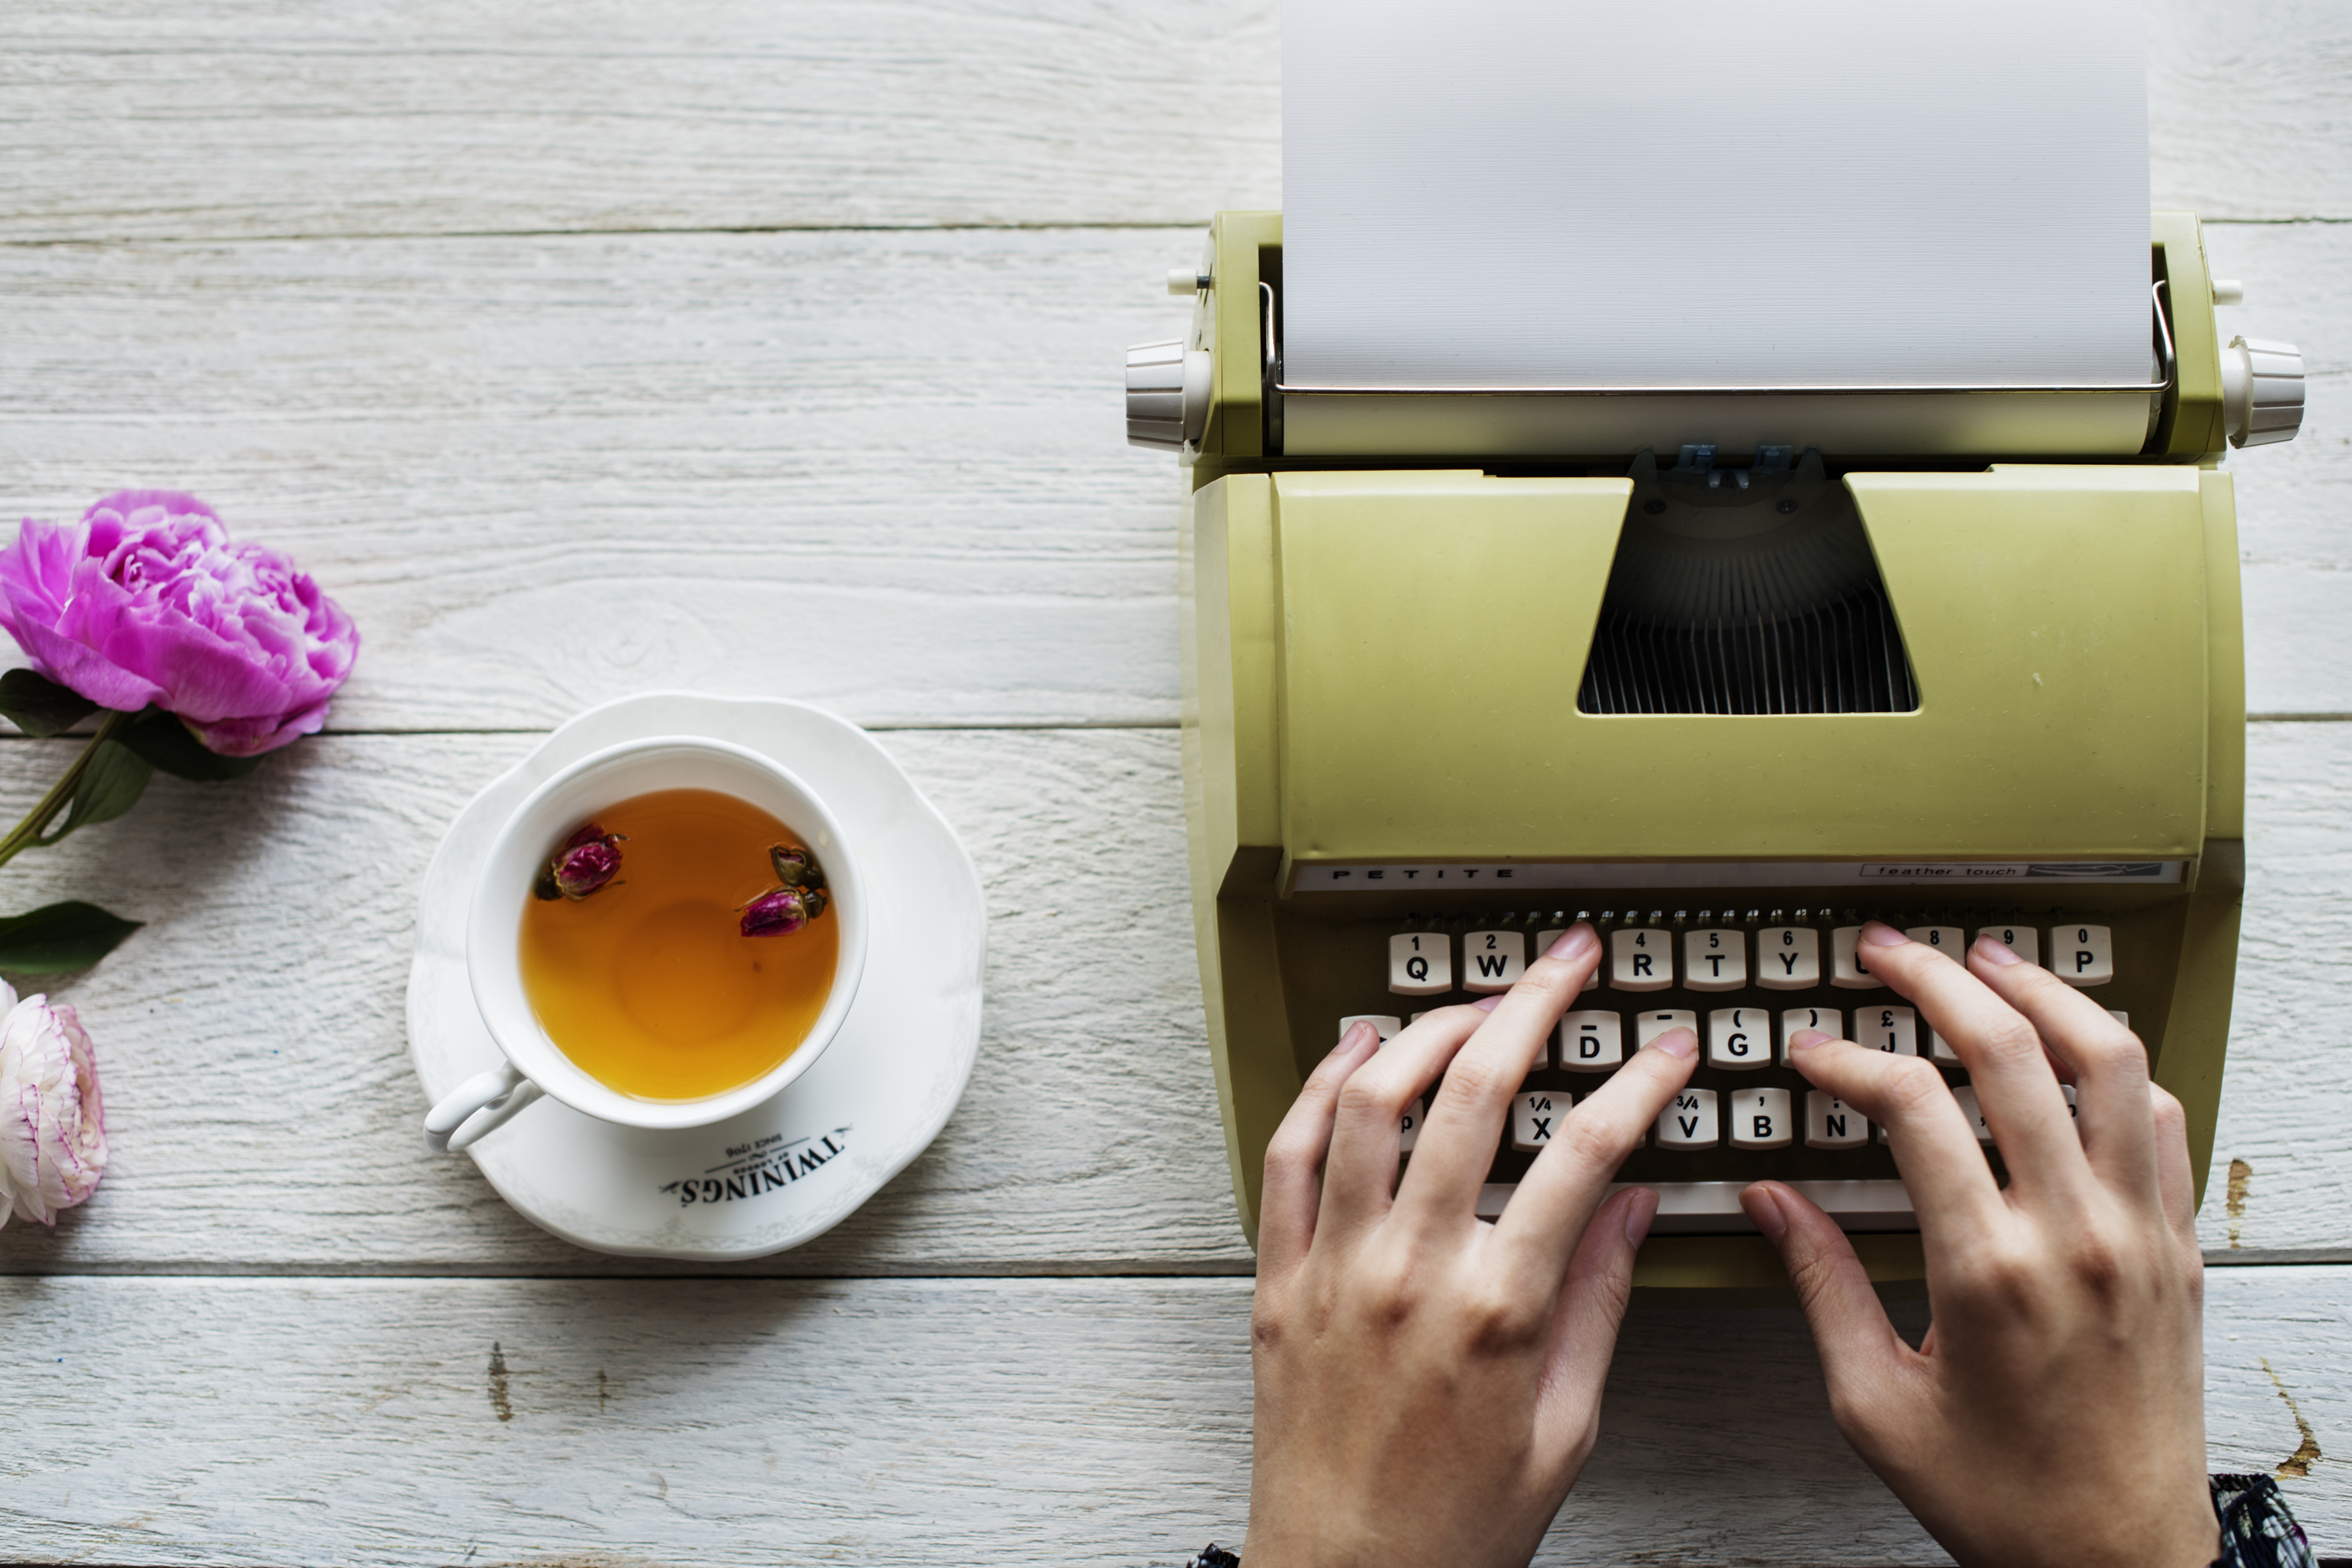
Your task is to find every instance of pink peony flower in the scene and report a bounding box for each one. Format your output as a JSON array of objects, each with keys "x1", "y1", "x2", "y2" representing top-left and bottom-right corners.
[
  {"x1": 0, "y1": 491, "x2": 359, "y2": 756},
  {"x1": 0, "y1": 984, "x2": 107, "y2": 1229}
]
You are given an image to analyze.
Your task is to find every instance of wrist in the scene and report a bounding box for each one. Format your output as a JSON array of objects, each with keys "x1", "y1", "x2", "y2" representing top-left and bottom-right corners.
[{"x1": 2136, "y1": 1475, "x2": 2225, "y2": 1568}]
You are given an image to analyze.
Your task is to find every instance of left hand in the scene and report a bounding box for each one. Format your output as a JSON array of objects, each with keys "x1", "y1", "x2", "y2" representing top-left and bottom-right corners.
[{"x1": 1243, "y1": 923, "x2": 1699, "y2": 1568}]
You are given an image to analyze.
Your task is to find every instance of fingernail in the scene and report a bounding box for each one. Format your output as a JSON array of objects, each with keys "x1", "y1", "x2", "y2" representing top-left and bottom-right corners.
[
  {"x1": 1545, "y1": 923, "x2": 1597, "y2": 961},
  {"x1": 1861, "y1": 921, "x2": 1907, "y2": 948},
  {"x1": 1649, "y1": 1026, "x2": 1697, "y2": 1059},
  {"x1": 1472, "y1": 996, "x2": 1502, "y2": 1013},
  {"x1": 1974, "y1": 935, "x2": 2022, "y2": 966},
  {"x1": 1332, "y1": 1021, "x2": 1376, "y2": 1056},
  {"x1": 1745, "y1": 1183, "x2": 1788, "y2": 1243},
  {"x1": 1624, "y1": 1187, "x2": 1659, "y2": 1247},
  {"x1": 1790, "y1": 1028, "x2": 1829, "y2": 1052}
]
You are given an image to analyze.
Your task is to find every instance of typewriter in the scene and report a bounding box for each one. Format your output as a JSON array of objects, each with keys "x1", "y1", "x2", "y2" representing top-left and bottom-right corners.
[{"x1": 1124, "y1": 210, "x2": 2307, "y2": 1287}]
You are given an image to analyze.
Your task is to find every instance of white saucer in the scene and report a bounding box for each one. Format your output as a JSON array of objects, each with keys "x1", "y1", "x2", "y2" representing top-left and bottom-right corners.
[{"x1": 406, "y1": 693, "x2": 985, "y2": 1260}]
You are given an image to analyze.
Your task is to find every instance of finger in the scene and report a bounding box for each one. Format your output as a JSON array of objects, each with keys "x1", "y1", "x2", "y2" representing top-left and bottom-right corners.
[
  {"x1": 1848, "y1": 924, "x2": 2087, "y2": 1199},
  {"x1": 1786, "y1": 1030, "x2": 2008, "y2": 1236},
  {"x1": 1744, "y1": 1182, "x2": 1919, "y2": 1441},
  {"x1": 1316, "y1": 1004, "x2": 1486, "y2": 1242},
  {"x1": 2149, "y1": 1084, "x2": 2198, "y2": 1255},
  {"x1": 1259, "y1": 1021, "x2": 1384, "y2": 1278},
  {"x1": 1398, "y1": 925, "x2": 1602, "y2": 1227},
  {"x1": 1493, "y1": 1028, "x2": 1698, "y2": 1280},
  {"x1": 1532, "y1": 1185, "x2": 1657, "y2": 1470},
  {"x1": 1965, "y1": 937, "x2": 2156, "y2": 1198}
]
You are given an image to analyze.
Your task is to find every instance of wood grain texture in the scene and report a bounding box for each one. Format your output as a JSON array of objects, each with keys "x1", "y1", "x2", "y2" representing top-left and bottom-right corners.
[
  {"x1": 2202, "y1": 720, "x2": 2352, "y2": 1255},
  {"x1": 3, "y1": 0, "x2": 2347, "y2": 242},
  {"x1": 0, "y1": 720, "x2": 2330, "y2": 1273},
  {"x1": 2150, "y1": 0, "x2": 2352, "y2": 222},
  {"x1": 0, "y1": 0, "x2": 1283, "y2": 242},
  {"x1": 0, "y1": 227, "x2": 1200, "y2": 730},
  {"x1": 1, "y1": 222, "x2": 2347, "y2": 728},
  {"x1": 0, "y1": 1269, "x2": 2340, "y2": 1565},
  {"x1": 2201, "y1": 221, "x2": 2352, "y2": 718},
  {"x1": 2194, "y1": 1267, "x2": 2348, "y2": 1540}
]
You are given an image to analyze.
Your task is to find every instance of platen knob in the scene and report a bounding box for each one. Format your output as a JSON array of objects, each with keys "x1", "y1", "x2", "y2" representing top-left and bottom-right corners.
[
  {"x1": 1126, "y1": 339, "x2": 1212, "y2": 451},
  {"x1": 2221, "y1": 335, "x2": 2305, "y2": 448}
]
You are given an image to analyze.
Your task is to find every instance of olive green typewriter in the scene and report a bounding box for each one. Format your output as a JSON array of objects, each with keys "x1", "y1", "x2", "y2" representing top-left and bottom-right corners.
[{"x1": 1124, "y1": 210, "x2": 2306, "y2": 1288}]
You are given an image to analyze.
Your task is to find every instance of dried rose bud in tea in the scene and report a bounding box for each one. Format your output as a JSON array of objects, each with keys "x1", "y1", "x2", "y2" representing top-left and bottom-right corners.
[
  {"x1": 534, "y1": 822, "x2": 625, "y2": 901},
  {"x1": 769, "y1": 845, "x2": 826, "y2": 890},
  {"x1": 740, "y1": 885, "x2": 809, "y2": 938}
]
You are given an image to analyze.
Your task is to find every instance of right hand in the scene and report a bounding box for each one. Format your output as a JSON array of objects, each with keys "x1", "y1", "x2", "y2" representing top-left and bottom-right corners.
[{"x1": 1741, "y1": 923, "x2": 2217, "y2": 1568}]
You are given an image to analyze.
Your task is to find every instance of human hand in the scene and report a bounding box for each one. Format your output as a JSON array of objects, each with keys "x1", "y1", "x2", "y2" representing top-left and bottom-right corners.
[
  {"x1": 1742, "y1": 922, "x2": 2217, "y2": 1568},
  {"x1": 1244, "y1": 924, "x2": 1698, "y2": 1568}
]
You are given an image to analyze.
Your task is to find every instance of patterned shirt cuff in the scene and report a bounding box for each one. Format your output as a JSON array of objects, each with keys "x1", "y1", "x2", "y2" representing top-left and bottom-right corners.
[{"x1": 2213, "y1": 1473, "x2": 2315, "y2": 1568}]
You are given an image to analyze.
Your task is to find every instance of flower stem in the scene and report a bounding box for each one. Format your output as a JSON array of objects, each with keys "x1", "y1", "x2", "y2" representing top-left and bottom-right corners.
[{"x1": 0, "y1": 708, "x2": 134, "y2": 871}]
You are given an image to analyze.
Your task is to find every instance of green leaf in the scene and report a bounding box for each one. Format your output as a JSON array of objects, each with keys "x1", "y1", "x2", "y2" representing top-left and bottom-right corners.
[
  {"x1": 0, "y1": 669, "x2": 97, "y2": 738},
  {"x1": 49, "y1": 738, "x2": 154, "y2": 840},
  {"x1": 122, "y1": 710, "x2": 267, "y2": 785},
  {"x1": 120, "y1": 708, "x2": 265, "y2": 782},
  {"x1": 0, "y1": 901, "x2": 143, "y2": 973}
]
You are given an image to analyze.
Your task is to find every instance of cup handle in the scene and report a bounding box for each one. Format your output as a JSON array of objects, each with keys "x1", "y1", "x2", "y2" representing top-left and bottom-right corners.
[{"x1": 423, "y1": 1062, "x2": 546, "y2": 1154}]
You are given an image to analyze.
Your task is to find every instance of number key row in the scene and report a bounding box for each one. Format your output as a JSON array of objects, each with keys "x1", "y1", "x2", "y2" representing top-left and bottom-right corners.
[{"x1": 1389, "y1": 922, "x2": 2114, "y2": 997}]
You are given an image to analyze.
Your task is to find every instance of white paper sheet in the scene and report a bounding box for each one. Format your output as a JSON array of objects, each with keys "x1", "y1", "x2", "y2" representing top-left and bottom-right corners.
[{"x1": 1281, "y1": 0, "x2": 2152, "y2": 394}]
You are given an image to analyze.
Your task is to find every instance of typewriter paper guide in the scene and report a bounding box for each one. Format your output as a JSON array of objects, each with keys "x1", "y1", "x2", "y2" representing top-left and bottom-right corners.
[{"x1": 1282, "y1": 0, "x2": 2153, "y2": 414}]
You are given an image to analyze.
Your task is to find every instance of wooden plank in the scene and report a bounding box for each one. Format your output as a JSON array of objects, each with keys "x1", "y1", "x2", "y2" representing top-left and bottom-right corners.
[
  {"x1": 2201, "y1": 221, "x2": 2352, "y2": 718},
  {"x1": 3, "y1": 1, "x2": 2345, "y2": 241},
  {"x1": 0, "y1": 1, "x2": 1282, "y2": 242},
  {"x1": 0, "y1": 1268, "x2": 2338, "y2": 1564},
  {"x1": 2, "y1": 223, "x2": 2348, "y2": 731},
  {"x1": 0, "y1": 729, "x2": 1252, "y2": 1276},
  {"x1": 2151, "y1": 0, "x2": 2352, "y2": 222},
  {"x1": 0, "y1": 720, "x2": 2333, "y2": 1273},
  {"x1": 2206, "y1": 1265, "x2": 2352, "y2": 1542},
  {"x1": 0, "y1": 227, "x2": 1203, "y2": 731},
  {"x1": 2202, "y1": 720, "x2": 2352, "y2": 1255}
]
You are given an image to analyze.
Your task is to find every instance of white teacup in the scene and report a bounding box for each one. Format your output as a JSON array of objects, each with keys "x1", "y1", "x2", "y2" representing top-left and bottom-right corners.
[{"x1": 424, "y1": 736, "x2": 867, "y2": 1154}]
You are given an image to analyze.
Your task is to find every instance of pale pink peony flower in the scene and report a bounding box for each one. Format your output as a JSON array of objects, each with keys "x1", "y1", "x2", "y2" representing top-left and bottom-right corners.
[{"x1": 0, "y1": 984, "x2": 109, "y2": 1228}]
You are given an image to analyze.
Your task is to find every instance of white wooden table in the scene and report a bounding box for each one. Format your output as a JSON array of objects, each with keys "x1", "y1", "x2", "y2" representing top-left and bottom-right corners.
[{"x1": 1, "y1": 5, "x2": 2347, "y2": 1561}]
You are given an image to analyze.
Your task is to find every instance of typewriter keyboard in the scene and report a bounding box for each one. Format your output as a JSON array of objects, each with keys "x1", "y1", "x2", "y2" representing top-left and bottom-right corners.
[{"x1": 1331, "y1": 909, "x2": 2128, "y2": 1234}]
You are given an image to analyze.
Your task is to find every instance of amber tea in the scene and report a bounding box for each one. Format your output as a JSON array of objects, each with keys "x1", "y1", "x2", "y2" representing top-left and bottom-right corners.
[{"x1": 517, "y1": 787, "x2": 839, "y2": 1101}]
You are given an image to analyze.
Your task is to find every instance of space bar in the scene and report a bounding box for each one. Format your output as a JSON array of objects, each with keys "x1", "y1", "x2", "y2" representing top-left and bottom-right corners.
[{"x1": 1476, "y1": 1180, "x2": 1917, "y2": 1234}]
